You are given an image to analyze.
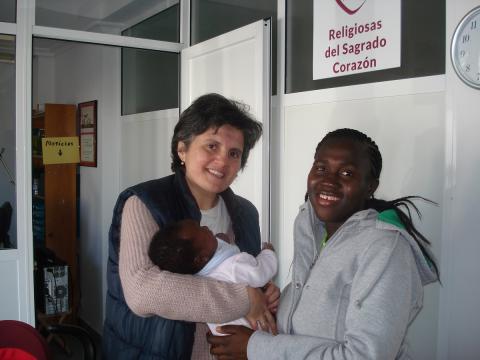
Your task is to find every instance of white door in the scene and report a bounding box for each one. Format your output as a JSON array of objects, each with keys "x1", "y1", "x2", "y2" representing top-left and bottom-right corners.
[{"x1": 181, "y1": 19, "x2": 271, "y2": 242}]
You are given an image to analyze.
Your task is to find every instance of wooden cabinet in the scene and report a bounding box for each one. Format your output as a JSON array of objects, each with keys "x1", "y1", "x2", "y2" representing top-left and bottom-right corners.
[{"x1": 32, "y1": 104, "x2": 79, "y2": 318}]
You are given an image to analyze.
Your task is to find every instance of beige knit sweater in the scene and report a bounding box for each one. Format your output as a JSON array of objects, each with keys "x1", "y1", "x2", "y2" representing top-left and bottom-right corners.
[{"x1": 119, "y1": 196, "x2": 250, "y2": 359}]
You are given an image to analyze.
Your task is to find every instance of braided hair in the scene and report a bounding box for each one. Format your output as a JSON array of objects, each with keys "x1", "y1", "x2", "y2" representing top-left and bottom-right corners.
[{"x1": 316, "y1": 128, "x2": 439, "y2": 278}]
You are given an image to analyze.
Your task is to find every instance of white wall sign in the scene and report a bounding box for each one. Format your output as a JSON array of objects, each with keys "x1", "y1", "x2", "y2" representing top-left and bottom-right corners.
[{"x1": 313, "y1": 0, "x2": 401, "y2": 80}]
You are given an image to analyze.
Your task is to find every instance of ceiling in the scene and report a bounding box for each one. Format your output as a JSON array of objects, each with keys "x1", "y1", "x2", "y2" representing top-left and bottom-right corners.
[
  {"x1": 35, "y1": 0, "x2": 177, "y2": 33},
  {"x1": 1, "y1": 0, "x2": 268, "y2": 31},
  {"x1": 1, "y1": 0, "x2": 272, "y2": 57}
]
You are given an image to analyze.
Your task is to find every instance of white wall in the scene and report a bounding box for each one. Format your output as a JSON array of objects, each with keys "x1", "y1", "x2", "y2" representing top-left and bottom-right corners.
[
  {"x1": 32, "y1": 54, "x2": 54, "y2": 111},
  {"x1": 52, "y1": 42, "x2": 121, "y2": 333},
  {"x1": 437, "y1": 1, "x2": 480, "y2": 359}
]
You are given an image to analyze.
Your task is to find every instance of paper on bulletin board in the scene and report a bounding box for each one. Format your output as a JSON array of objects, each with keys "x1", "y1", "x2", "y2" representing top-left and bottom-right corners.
[
  {"x1": 313, "y1": 0, "x2": 401, "y2": 80},
  {"x1": 42, "y1": 137, "x2": 80, "y2": 164}
]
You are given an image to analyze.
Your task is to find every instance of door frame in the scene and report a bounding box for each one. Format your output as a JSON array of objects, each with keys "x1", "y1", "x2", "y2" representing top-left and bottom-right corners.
[
  {"x1": 6, "y1": 0, "x2": 191, "y2": 325},
  {"x1": 180, "y1": 19, "x2": 272, "y2": 243}
]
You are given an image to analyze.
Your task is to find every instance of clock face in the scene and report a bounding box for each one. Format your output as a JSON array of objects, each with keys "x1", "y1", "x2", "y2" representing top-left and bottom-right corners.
[{"x1": 451, "y1": 6, "x2": 480, "y2": 89}]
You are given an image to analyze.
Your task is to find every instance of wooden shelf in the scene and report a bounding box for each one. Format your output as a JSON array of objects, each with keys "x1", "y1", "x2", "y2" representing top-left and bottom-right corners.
[
  {"x1": 32, "y1": 103, "x2": 79, "y2": 317},
  {"x1": 32, "y1": 115, "x2": 44, "y2": 129},
  {"x1": 33, "y1": 155, "x2": 44, "y2": 169}
]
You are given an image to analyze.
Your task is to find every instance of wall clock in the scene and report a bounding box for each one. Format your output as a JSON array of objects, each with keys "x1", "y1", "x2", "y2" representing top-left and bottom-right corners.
[{"x1": 451, "y1": 6, "x2": 480, "y2": 89}]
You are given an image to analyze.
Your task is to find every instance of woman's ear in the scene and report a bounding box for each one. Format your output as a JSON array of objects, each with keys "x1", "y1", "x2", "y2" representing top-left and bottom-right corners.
[
  {"x1": 177, "y1": 141, "x2": 186, "y2": 163},
  {"x1": 367, "y1": 179, "x2": 379, "y2": 198}
]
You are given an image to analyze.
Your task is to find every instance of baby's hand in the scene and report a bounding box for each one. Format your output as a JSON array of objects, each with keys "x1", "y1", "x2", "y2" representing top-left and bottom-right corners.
[
  {"x1": 216, "y1": 233, "x2": 232, "y2": 244},
  {"x1": 262, "y1": 242, "x2": 275, "y2": 251}
]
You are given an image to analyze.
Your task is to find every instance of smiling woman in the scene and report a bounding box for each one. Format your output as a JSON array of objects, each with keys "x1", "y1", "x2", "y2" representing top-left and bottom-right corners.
[
  {"x1": 207, "y1": 128, "x2": 439, "y2": 360},
  {"x1": 103, "y1": 93, "x2": 280, "y2": 359}
]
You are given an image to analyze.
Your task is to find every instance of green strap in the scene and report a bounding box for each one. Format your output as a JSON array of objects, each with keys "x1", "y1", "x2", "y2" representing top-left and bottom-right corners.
[{"x1": 377, "y1": 209, "x2": 405, "y2": 229}]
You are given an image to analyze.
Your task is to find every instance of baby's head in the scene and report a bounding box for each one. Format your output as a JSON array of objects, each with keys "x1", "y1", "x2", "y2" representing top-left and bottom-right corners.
[{"x1": 148, "y1": 219, "x2": 218, "y2": 274}]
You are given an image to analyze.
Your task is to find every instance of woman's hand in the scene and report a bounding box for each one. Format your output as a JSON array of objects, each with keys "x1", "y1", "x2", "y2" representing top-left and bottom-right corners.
[
  {"x1": 263, "y1": 281, "x2": 280, "y2": 314},
  {"x1": 207, "y1": 325, "x2": 253, "y2": 360},
  {"x1": 246, "y1": 287, "x2": 277, "y2": 335}
]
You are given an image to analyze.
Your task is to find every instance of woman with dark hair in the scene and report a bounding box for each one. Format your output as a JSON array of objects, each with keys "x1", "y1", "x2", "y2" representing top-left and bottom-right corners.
[
  {"x1": 103, "y1": 93, "x2": 279, "y2": 359},
  {"x1": 207, "y1": 128, "x2": 439, "y2": 359}
]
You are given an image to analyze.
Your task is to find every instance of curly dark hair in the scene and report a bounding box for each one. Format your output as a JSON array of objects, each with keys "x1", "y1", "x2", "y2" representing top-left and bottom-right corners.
[
  {"x1": 148, "y1": 222, "x2": 198, "y2": 275},
  {"x1": 171, "y1": 93, "x2": 263, "y2": 171}
]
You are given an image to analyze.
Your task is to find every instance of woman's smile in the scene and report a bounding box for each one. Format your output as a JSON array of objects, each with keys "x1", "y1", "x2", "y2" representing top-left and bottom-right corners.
[
  {"x1": 318, "y1": 191, "x2": 341, "y2": 202},
  {"x1": 207, "y1": 167, "x2": 226, "y2": 179},
  {"x1": 315, "y1": 191, "x2": 342, "y2": 206}
]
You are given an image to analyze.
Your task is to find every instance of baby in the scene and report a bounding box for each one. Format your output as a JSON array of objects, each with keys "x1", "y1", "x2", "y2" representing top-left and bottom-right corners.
[{"x1": 148, "y1": 219, "x2": 277, "y2": 335}]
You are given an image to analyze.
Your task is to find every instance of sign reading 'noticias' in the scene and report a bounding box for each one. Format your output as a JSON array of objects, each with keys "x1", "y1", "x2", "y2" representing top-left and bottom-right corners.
[{"x1": 42, "y1": 136, "x2": 80, "y2": 165}]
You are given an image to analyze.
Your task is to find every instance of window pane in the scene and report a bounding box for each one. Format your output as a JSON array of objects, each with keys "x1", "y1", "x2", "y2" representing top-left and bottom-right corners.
[
  {"x1": 191, "y1": 0, "x2": 277, "y2": 94},
  {"x1": 121, "y1": 4, "x2": 180, "y2": 114},
  {"x1": 122, "y1": 4, "x2": 179, "y2": 42},
  {"x1": 286, "y1": 0, "x2": 445, "y2": 93},
  {"x1": 122, "y1": 49, "x2": 179, "y2": 115},
  {"x1": 35, "y1": 0, "x2": 180, "y2": 40},
  {"x1": 0, "y1": 1, "x2": 16, "y2": 23},
  {"x1": 0, "y1": 34, "x2": 16, "y2": 249}
]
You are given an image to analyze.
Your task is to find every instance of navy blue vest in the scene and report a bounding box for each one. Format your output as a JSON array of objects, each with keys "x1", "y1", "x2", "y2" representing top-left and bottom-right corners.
[{"x1": 102, "y1": 171, "x2": 260, "y2": 359}]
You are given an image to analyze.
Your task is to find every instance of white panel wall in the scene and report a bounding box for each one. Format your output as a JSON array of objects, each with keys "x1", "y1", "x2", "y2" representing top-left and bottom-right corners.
[
  {"x1": 437, "y1": 1, "x2": 480, "y2": 359},
  {"x1": 120, "y1": 109, "x2": 178, "y2": 190},
  {"x1": 277, "y1": 92, "x2": 444, "y2": 359},
  {"x1": 32, "y1": 54, "x2": 54, "y2": 111}
]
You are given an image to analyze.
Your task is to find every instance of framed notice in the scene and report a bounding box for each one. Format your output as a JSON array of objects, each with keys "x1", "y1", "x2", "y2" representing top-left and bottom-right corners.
[{"x1": 78, "y1": 100, "x2": 97, "y2": 167}]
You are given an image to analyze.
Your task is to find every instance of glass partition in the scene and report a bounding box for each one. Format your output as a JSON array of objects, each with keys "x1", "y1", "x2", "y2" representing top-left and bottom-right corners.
[
  {"x1": 286, "y1": 0, "x2": 445, "y2": 93},
  {"x1": 121, "y1": 3, "x2": 180, "y2": 114},
  {"x1": 0, "y1": 34, "x2": 16, "y2": 249},
  {"x1": 35, "y1": 0, "x2": 179, "y2": 39},
  {"x1": 0, "y1": 1, "x2": 16, "y2": 23},
  {"x1": 122, "y1": 49, "x2": 179, "y2": 114},
  {"x1": 122, "y1": 3, "x2": 179, "y2": 42}
]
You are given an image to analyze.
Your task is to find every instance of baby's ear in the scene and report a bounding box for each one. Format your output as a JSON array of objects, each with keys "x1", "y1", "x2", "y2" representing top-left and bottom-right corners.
[{"x1": 194, "y1": 255, "x2": 209, "y2": 268}]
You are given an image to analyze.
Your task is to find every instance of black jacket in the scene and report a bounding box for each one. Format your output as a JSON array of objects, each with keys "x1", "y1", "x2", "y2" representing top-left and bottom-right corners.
[{"x1": 102, "y1": 170, "x2": 261, "y2": 359}]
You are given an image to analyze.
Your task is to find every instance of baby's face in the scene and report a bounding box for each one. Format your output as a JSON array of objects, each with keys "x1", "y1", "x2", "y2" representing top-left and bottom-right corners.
[{"x1": 178, "y1": 219, "x2": 218, "y2": 262}]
